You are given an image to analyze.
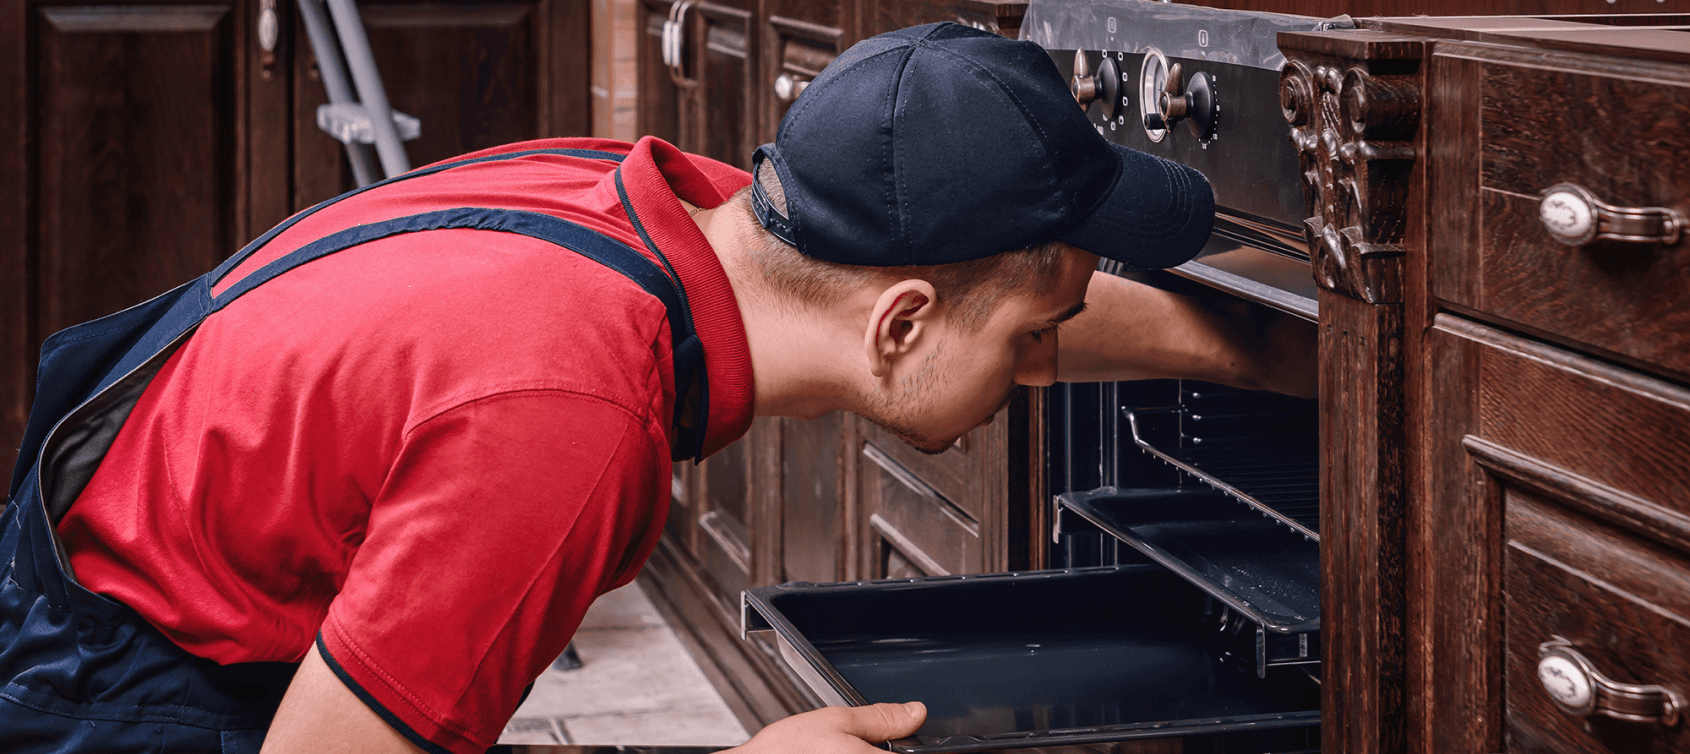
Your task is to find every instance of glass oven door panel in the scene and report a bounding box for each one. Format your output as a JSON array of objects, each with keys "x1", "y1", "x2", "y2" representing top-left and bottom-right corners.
[{"x1": 742, "y1": 565, "x2": 1320, "y2": 752}]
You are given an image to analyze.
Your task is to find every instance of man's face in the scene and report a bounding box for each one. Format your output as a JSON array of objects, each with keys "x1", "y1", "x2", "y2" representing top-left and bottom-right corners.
[{"x1": 863, "y1": 247, "x2": 1098, "y2": 454}]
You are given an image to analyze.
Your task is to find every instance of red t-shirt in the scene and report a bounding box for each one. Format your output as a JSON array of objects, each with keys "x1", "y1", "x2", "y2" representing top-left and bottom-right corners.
[{"x1": 54, "y1": 137, "x2": 754, "y2": 754}]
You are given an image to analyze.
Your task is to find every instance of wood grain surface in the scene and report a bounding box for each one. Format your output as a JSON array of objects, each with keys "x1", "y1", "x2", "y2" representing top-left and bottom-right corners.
[{"x1": 1504, "y1": 488, "x2": 1690, "y2": 753}]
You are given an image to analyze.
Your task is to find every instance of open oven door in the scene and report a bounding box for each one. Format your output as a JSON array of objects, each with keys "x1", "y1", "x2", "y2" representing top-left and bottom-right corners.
[{"x1": 741, "y1": 488, "x2": 1321, "y2": 753}]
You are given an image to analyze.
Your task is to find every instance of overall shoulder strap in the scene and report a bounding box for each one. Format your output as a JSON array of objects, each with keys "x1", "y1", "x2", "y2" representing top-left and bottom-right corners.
[{"x1": 209, "y1": 147, "x2": 630, "y2": 286}]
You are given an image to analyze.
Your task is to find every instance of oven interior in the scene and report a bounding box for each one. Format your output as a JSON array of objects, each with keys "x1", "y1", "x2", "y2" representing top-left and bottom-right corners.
[{"x1": 744, "y1": 300, "x2": 1325, "y2": 752}]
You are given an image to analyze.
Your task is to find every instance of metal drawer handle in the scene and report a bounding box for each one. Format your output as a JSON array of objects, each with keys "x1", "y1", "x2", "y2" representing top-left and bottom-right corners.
[
  {"x1": 1538, "y1": 637, "x2": 1684, "y2": 727},
  {"x1": 774, "y1": 73, "x2": 809, "y2": 102},
  {"x1": 1539, "y1": 183, "x2": 1684, "y2": 247}
]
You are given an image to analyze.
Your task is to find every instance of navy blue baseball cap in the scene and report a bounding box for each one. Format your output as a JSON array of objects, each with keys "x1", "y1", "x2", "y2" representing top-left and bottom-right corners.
[{"x1": 750, "y1": 22, "x2": 1214, "y2": 269}]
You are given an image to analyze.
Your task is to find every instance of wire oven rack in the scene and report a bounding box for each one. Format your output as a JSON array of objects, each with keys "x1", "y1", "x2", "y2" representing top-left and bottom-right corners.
[{"x1": 1123, "y1": 388, "x2": 1320, "y2": 541}]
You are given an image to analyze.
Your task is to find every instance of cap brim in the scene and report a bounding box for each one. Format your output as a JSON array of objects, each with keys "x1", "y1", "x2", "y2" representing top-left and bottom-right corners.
[{"x1": 1058, "y1": 143, "x2": 1214, "y2": 269}]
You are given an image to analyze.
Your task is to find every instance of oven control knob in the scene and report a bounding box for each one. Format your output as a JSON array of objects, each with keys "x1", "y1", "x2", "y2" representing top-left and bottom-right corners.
[
  {"x1": 1156, "y1": 63, "x2": 1218, "y2": 141},
  {"x1": 1071, "y1": 49, "x2": 1099, "y2": 107},
  {"x1": 1096, "y1": 55, "x2": 1122, "y2": 122},
  {"x1": 1073, "y1": 51, "x2": 1125, "y2": 123}
]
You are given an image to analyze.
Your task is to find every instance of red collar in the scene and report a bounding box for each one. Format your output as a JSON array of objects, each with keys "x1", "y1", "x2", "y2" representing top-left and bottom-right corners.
[{"x1": 610, "y1": 137, "x2": 754, "y2": 459}]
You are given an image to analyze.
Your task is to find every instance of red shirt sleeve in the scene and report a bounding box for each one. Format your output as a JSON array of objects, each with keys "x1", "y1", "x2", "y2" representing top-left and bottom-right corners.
[{"x1": 317, "y1": 389, "x2": 669, "y2": 754}]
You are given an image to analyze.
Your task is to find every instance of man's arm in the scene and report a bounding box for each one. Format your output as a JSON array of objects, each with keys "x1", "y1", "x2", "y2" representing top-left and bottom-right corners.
[
  {"x1": 1057, "y1": 270, "x2": 1318, "y2": 399},
  {"x1": 260, "y1": 645, "x2": 924, "y2": 753},
  {"x1": 262, "y1": 645, "x2": 424, "y2": 754}
]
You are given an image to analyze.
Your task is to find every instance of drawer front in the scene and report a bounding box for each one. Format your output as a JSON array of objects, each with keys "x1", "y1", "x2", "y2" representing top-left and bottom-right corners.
[
  {"x1": 1459, "y1": 46, "x2": 1690, "y2": 376},
  {"x1": 1466, "y1": 320, "x2": 1690, "y2": 538},
  {"x1": 860, "y1": 417, "x2": 1004, "y2": 524},
  {"x1": 859, "y1": 441, "x2": 981, "y2": 578},
  {"x1": 1434, "y1": 316, "x2": 1690, "y2": 753},
  {"x1": 1504, "y1": 488, "x2": 1690, "y2": 754}
]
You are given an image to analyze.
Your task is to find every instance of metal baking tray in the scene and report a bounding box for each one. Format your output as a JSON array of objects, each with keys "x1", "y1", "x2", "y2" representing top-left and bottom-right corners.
[
  {"x1": 741, "y1": 566, "x2": 1319, "y2": 752},
  {"x1": 1056, "y1": 487, "x2": 1320, "y2": 634}
]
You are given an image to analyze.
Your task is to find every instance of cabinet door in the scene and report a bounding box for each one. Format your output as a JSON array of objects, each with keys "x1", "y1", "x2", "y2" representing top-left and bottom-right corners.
[
  {"x1": 291, "y1": 0, "x2": 590, "y2": 206},
  {"x1": 693, "y1": 418, "x2": 781, "y2": 602},
  {"x1": 761, "y1": 0, "x2": 845, "y2": 145},
  {"x1": 634, "y1": 0, "x2": 680, "y2": 147},
  {"x1": 780, "y1": 412, "x2": 848, "y2": 584},
  {"x1": 0, "y1": 0, "x2": 288, "y2": 457},
  {"x1": 1425, "y1": 316, "x2": 1690, "y2": 754}
]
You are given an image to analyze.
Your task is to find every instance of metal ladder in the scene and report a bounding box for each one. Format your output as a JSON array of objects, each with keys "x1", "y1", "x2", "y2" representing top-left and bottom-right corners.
[{"x1": 295, "y1": 0, "x2": 418, "y2": 186}]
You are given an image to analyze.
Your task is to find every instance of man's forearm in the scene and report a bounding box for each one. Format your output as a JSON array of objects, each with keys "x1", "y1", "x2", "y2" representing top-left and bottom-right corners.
[{"x1": 1056, "y1": 271, "x2": 1318, "y2": 399}]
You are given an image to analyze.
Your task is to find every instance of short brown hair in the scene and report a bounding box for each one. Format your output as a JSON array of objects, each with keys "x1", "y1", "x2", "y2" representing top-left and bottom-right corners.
[{"x1": 731, "y1": 161, "x2": 1070, "y2": 329}]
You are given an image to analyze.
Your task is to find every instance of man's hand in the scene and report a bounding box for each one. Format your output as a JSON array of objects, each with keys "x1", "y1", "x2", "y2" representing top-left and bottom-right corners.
[{"x1": 727, "y1": 702, "x2": 927, "y2": 753}]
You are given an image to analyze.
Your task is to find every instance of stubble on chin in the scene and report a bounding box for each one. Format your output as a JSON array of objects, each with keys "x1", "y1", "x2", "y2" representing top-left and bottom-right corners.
[{"x1": 861, "y1": 346, "x2": 956, "y2": 455}]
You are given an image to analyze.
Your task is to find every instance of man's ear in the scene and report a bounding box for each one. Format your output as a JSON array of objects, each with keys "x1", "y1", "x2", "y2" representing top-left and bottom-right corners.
[{"x1": 864, "y1": 279, "x2": 939, "y2": 379}]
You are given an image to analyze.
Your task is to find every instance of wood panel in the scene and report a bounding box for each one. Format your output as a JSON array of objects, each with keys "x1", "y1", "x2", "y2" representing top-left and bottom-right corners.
[
  {"x1": 35, "y1": 4, "x2": 241, "y2": 336},
  {"x1": 1420, "y1": 317, "x2": 1503, "y2": 754},
  {"x1": 698, "y1": 428, "x2": 755, "y2": 600},
  {"x1": 692, "y1": 1, "x2": 756, "y2": 168},
  {"x1": 1, "y1": 0, "x2": 31, "y2": 460},
  {"x1": 1472, "y1": 46, "x2": 1689, "y2": 379},
  {"x1": 1320, "y1": 291, "x2": 1408, "y2": 754},
  {"x1": 1413, "y1": 40, "x2": 1484, "y2": 754},
  {"x1": 1281, "y1": 27, "x2": 1424, "y2": 754},
  {"x1": 864, "y1": 0, "x2": 1026, "y2": 37},
  {"x1": 780, "y1": 412, "x2": 845, "y2": 584},
  {"x1": 1503, "y1": 488, "x2": 1690, "y2": 754},
  {"x1": 634, "y1": 0, "x2": 680, "y2": 148},
  {"x1": 858, "y1": 440, "x2": 980, "y2": 577}
]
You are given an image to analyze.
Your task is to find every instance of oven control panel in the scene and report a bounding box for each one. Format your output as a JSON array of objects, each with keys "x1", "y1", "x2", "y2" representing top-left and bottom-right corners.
[{"x1": 1025, "y1": 0, "x2": 1350, "y2": 244}]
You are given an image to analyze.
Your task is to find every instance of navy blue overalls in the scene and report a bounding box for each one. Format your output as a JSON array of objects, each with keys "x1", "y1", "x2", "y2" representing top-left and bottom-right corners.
[{"x1": 0, "y1": 147, "x2": 708, "y2": 753}]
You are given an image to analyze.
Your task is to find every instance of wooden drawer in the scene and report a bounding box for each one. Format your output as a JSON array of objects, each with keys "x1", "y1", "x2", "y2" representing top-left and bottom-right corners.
[
  {"x1": 858, "y1": 440, "x2": 981, "y2": 578},
  {"x1": 1504, "y1": 489, "x2": 1690, "y2": 753},
  {"x1": 1434, "y1": 316, "x2": 1690, "y2": 752},
  {"x1": 1438, "y1": 44, "x2": 1690, "y2": 377},
  {"x1": 1453, "y1": 318, "x2": 1690, "y2": 538},
  {"x1": 859, "y1": 420, "x2": 1002, "y2": 524}
]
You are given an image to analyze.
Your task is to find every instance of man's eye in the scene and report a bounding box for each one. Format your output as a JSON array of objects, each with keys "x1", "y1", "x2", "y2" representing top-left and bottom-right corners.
[{"x1": 1029, "y1": 328, "x2": 1047, "y2": 342}]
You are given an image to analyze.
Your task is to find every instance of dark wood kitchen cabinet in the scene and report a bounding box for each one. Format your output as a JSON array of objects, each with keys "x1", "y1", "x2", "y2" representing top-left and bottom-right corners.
[
  {"x1": 0, "y1": 0, "x2": 589, "y2": 463},
  {"x1": 1278, "y1": 16, "x2": 1690, "y2": 754},
  {"x1": 0, "y1": 0, "x2": 281, "y2": 461},
  {"x1": 1402, "y1": 25, "x2": 1690, "y2": 754}
]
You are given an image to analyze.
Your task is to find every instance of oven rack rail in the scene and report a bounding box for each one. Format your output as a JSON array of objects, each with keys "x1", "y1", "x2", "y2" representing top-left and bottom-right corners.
[{"x1": 1124, "y1": 406, "x2": 1320, "y2": 541}]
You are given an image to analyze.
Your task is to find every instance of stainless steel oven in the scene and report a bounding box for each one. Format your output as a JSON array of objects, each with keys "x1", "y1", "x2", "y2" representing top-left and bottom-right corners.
[{"x1": 742, "y1": 2, "x2": 1337, "y2": 750}]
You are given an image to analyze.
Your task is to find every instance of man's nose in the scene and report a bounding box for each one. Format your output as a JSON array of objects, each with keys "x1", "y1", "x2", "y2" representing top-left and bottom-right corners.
[{"x1": 1015, "y1": 332, "x2": 1059, "y2": 387}]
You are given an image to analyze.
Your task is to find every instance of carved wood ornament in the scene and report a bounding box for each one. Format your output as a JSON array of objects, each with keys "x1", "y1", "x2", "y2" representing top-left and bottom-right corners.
[{"x1": 1281, "y1": 45, "x2": 1421, "y2": 304}]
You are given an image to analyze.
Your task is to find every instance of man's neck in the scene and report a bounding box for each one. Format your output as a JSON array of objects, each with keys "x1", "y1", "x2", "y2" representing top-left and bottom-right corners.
[{"x1": 695, "y1": 204, "x2": 868, "y2": 420}]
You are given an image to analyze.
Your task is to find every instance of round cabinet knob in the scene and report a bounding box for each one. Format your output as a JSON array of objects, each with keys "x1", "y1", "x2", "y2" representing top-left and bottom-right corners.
[
  {"x1": 1538, "y1": 653, "x2": 1596, "y2": 713},
  {"x1": 775, "y1": 73, "x2": 809, "y2": 102},
  {"x1": 1540, "y1": 186, "x2": 1598, "y2": 245}
]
